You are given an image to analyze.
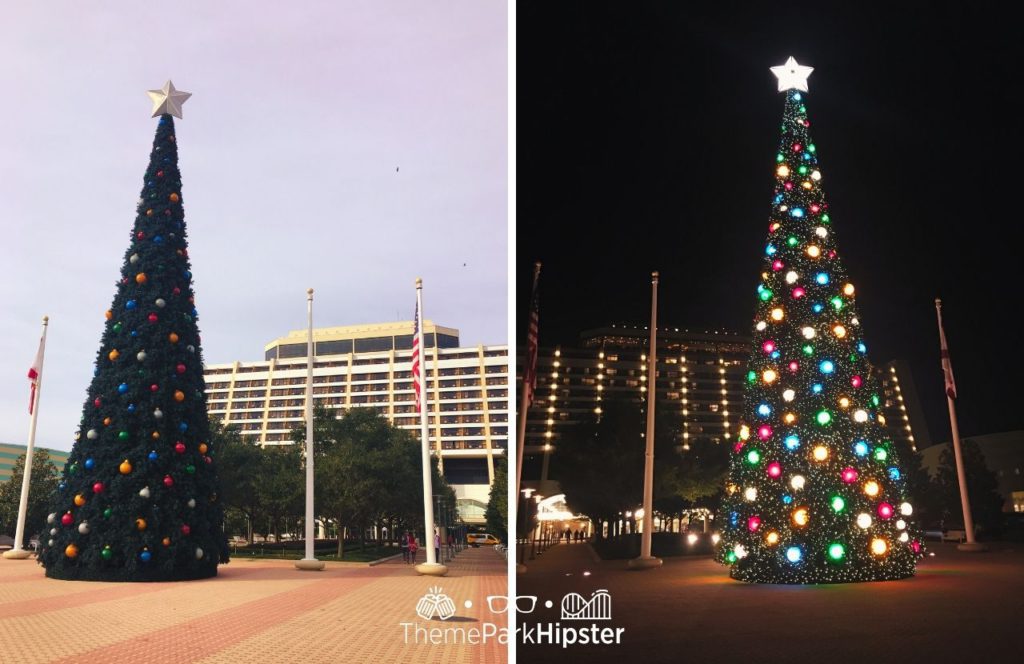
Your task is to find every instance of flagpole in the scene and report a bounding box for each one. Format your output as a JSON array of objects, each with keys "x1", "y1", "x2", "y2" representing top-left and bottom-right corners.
[
  {"x1": 4, "y1": 316, "x2": 48, "y2": 560},
  {"x1": 630, "y1": 273, "x2": 663, "y2": 570},
  {"x1": 515, "y1": 262, "x2": 540, "y2": 575},
  {"x1": 935, "y1": 298, "x2": 986, "y2": 552},
  {"x1": 296, "y1": 289, "x2": 325, "y2": 570},
  {"x1": 415, "y1": 278, "x2": 447, "y2": 576}
]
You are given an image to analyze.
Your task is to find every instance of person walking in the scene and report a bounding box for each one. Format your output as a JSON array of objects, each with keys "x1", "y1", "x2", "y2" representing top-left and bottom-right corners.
[
  {"x1": 434, "y1": 530, "x2": 441, "y2": 564},
  {"x1": 401, "y1": 530, "x2": 410, "y2": 564},
  {"x1": 401, "y1": 532, "x2": 413, "y2": 561}
]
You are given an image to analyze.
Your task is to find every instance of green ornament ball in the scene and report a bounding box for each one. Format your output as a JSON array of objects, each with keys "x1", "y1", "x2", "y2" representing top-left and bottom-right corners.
[
  {"x1": 185, "y1": 464, "x2": 196, "y2": 474},
  {"x1": 118, "y1": 431, "x2": 129, "y2": 441},
  {"x1": 101, "y1": 545, "x2": 113, "y2": 560},
  {"x1": 113, "y1": 323, "x2": 122, "y2": 333},
  {"x1": 103, "y1": 508, "x2": 113, "y2": 518}
]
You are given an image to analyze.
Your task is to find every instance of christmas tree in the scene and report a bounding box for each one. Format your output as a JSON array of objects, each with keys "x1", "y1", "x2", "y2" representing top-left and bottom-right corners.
[
  {"x1": 38, "y1": 82, "x2": 229, "y2": 581},
  {"x1": 717, "y1": 59, "x2": 921, "y2": 583}
]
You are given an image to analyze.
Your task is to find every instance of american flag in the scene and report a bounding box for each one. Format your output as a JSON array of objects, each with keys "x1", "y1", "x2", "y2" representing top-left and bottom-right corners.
[
  {"x1": 938, "y1": 309, "x2": 957, "y2": 399},
  {"x1": 524, "y1": 263, "x2": 541, "y2": 407},
  {"x1": 412, "y1": 299, "x2": 424, "y2": 412}
]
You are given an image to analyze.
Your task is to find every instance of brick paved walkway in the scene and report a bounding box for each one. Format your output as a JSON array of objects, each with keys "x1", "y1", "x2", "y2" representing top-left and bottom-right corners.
[
  {"x1": 0, "y1": 547, "x2": 508, "y2": 664},
  {"x1": 517, "y1": 540, "x2": 1024, "y2": 663}
]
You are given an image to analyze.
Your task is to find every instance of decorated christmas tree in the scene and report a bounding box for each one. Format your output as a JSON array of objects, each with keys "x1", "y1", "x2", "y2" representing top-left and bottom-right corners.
[
  {"x1": 717, "y1": 59, "x2": 921, "y2": 583},
  {"x1": 38, "y1": 82, "x2": 229, "y2": 581}
]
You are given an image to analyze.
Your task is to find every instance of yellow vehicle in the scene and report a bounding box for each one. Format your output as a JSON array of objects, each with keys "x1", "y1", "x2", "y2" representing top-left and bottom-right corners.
[{"x1": 466, "y1": 533, "x2": 500, "y2": 546}]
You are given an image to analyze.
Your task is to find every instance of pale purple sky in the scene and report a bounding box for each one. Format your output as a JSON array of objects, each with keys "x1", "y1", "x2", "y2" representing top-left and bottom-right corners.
[{"x1": 0, "y1": 2, "x2": 507, "y2": 451}]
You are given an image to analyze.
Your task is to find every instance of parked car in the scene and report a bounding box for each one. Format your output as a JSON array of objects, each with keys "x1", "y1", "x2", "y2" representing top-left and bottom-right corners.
[{"x1": 466, "y1": 533, "x2": 500, "y2": 547}]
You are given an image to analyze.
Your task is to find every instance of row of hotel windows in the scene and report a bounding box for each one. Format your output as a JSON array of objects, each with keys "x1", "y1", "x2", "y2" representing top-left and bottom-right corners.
[
  {"x1": 211, "y1": 398, "x2": 506, "y2": 413},
  {"x1": 266, "y1": 332, "x2": 462, "y2": 360},
  {"x1": 209, "y1": 389, "x2": 508, "y2": 401},
  {"x1": 206, "y1": 368, "x2": 507, "y2": 385},
  {"x1": 207, "y1": 379, "x2": 507, "y2": 394}
]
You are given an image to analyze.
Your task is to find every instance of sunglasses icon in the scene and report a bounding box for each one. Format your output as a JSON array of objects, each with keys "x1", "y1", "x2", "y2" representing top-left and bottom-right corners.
[{"x1": 486, "y1": 595, "x2": 538, "y2": 614}]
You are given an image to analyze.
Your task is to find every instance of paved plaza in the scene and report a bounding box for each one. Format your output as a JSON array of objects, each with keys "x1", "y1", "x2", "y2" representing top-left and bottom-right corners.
[
  {"x1": 516, "y1": 540, "x2": 1024, "y2": 663},
  {"x1": 0, "y1": 547, "x2": 508, "y2": 664}
]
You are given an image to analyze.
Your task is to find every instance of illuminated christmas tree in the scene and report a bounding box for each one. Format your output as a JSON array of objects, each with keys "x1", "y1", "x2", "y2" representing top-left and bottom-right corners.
[
  {"x1": 717, "y1": 59, "x2": 921, "y2": 583},
  {"x1": 37, "y1": 82, "x2": 229, "y2": 581}
]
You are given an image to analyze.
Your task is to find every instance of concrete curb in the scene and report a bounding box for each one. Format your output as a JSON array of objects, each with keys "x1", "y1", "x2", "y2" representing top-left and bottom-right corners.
[{"x1": 367, "y1": 553, "x2": 403, "y2": 567}]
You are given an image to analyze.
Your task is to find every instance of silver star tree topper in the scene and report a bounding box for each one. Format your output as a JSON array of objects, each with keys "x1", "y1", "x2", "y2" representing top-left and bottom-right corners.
[
  {"x1": 147, "y1": 80, "x2": 192, "y2": 119},
  {"x1": 771, "y1": 57, "x2": 813, "y2": 92}
]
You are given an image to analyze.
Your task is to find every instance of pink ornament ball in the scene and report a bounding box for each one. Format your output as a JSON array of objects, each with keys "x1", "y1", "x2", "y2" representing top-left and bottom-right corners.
[
  {"x1": 766, "y1": 462, "x2": 782, "y2": 479},
  {"x1": 878, "y1": 502, "x2": 894, "y2": 519},
  {"x1": 792, "y1": 287, "x2": 805, "y2": 299},
  {"x1": 747, "y1": 516, "x2": 761, "y2": 532},
  {"x1": 758, "y1": 425, "x2": 772, "y2": 441},
  {"x1": 851, "y1": 375, "x2": 863, "y2": 388},
  {"x1": 841, "y1": 467, "x2": 858, "y2": 484},
  {"x1": 772, "y1": 260, "x2": 784, "y2": 271},
  {"x1": 763, "y1": 340, "x2": 776, "y2": 353}
]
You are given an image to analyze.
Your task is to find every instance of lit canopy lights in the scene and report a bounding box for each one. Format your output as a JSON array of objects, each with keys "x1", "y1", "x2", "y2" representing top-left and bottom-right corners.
[
  {"x1": 863, "y1": 480, "x2": 880, "y2": 497},
  {"x1": 792, "y1": 508, "x2": 809, "y2": 526},
  {"x1": 819, "y1": 360, "x2": 835, "y2": 374},
  {"x1": 816, "y1": 410, "x2": 832, "y2": 426},
  {"x1": 900, "y1": 502, "x2": 913, "y2": 516},
  {"x1": 843, "y1": 283, "x2": 855, "y2": 296},
  {"x1": 802, "y1": 326, "x2": 816, "y2": 339},
  {"x1": 828, "y1": 542, "x2": 845, "y2": 561},
  {"x1": 763, "y1": 369, "x2": 778, "y2": 384},
  {"x1": 758, "y1": 403, "x2": 772, "y2": 417},
  {"x1": 777, "y1": 164, "x2": 790, "y2": 177},
  {"x1": 874, "y1": 447, "x2": 888, "y2": 462},
  {"x1": 833, "y1": 325, "x2": 847, "y2": 338},
  {"x1": 812, "y1": 445, "x2": 829, "y2": 462},
  {"x1": 853, "y1": 441, "x2": 869, "y2": 456},
  {"x1": 785, "y1": 271, "x2": 799, "y2": 284},
  {"x1": 786, "y1": 546, "x2": 803, "y2": 563},
  {"x1": 853, "y1": 409, "x2": 869, "y2": 423},
  {"x1": 811, "y1": 383, "x2": 823, "y2": 394},
  {"x1": 744, "y1": 487, "x2": 757, "y2": 501},
  {"x1": 856, "y1": 513, "x2": 872, "y2": 529},
  {"x1": 790, "y1": 475, "x2": 805, "y2": 490},
  {"x1": 870, "y1": 538, "x2": 888, "y2": 556},
  {"x1": 759, "y1": 288, "x2": 774, "y2": 302},
  {"x1": 747, "y1": 449, "x2": 762, "y2": 464},
  {"x1": 770, "y1": 307, "x2": 785, "y2": 321},
  {"x1": 734, "y1": 544, "x2": 749, "y2": 559},
  {"x1": 831, "y1": 495, "x2": 846, "y2": 512},
  {"x1": 815, "y1": 272, "x2": 830, "y2": 285},
  {"x1": 784, "y1": 434, "x2": 800, "y2": 450},
  {"x1": 765, "y1": 531, "x2": 780, "y2": 546},
  {"x1": 783, "y1": 389, "x2": 796, "y2": 402},
  {"x1": 806, "y1": 245, "x2": 821, "y2": 258}
]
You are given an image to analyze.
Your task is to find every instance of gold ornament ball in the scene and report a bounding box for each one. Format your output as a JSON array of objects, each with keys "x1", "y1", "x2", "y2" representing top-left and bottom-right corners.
[
  {"x1": 146, "y1": 208, "x2": 154, "y2": 217},
  {"x1": 103, "y1": 417, "x2": 112, "y2": 426},
  {"x1": 119, "y1": 460, "x2": 132, "y2": 475},
  {"x1": 136, "y1": 518, "x2": 147, "y2": 531},
  {"x1": 105, "y1": 309, "x2": 113, "y2": 320},
  {"x1": 151, "y1": 431, "x2": 160, "y2": 440},
  {"x1": 198, "y1": 442, "x2": 208, "y2": 454},
  {"x1": 65, "y1": 544, "x2": 79, "y2": 558},
  {"x1": 162, "y1": 537, "x2": 171, "y2": 547},
  {"x1": 136, "y1": 273, "x2": 147, "y2": 284},
  {"x1": 169, "y1": 332, "x2": 179, "y2": 343},
  {"x1": 174, "y1": 390, "x2": 185, "y2": 402},
  {"x1": 73, "y1": 494, "x2": 86, "y2": 507},
  {"x1": 108, "y1": 349, "x2": 120, "y2": 361},
  {"x1": 170, "y1": 193, "x2": 180, "y2": 203}
]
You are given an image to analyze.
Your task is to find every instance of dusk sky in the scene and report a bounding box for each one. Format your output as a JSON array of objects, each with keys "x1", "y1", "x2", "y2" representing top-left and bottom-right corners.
[{"x1": 0, "y1": 2, "x2": 507, "y2": 451}]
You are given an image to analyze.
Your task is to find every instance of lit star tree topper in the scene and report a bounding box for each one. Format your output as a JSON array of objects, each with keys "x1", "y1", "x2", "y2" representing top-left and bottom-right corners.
[
  {"x1": 770, "y1": 56, "x2": 813, "y2": 92},
  {"x1": 147, "y1": 80, "x2": 192, "y2": 119},
  {"x1": 715, "y1": 63, "x2": 922, "y2": 584}
]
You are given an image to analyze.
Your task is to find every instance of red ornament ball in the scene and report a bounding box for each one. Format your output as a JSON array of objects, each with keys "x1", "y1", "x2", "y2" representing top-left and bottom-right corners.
[
  {"x1": 93, "y1": 482, "x2": 105, "y2": 494},
  {"x1": 181, "y1": 524, "x2": 191, "y2": 536},
  {"x1": 156, "y1": 170, "x2": 164, "y2": 177},
  {"x1": 137, "y1": 231, "x2": 146, "y2": 240},
  {"x1": 176, "y1": 363, "x2": 186, "y2": 374},
  {"x1": 163, "y1": 475, "x2": 174, "y2": 487},
  {"x1": 172, "y1": 287, "x2": 181, "y2": 296},
  {"x1": 150, "y1": 384, "x2": 159, "y2": 392},
  {"x1": 174, "y1": 442, "x2": 186, "y2": 454},
  {"x1": 148, "y1": 313, "x2": 158, "y2": 323},
  {"x1": 94, "y1": 397, "x2": 102, "y2": 407},
  {"x1": 61, "y1": 512, "x2": 74, "y2": 526}
]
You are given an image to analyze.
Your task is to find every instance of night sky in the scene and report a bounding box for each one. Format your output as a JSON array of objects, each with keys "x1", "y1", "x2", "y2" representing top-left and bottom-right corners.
[{"x1": 518, "y1": 3, "x2": 1024, "y2": 446}]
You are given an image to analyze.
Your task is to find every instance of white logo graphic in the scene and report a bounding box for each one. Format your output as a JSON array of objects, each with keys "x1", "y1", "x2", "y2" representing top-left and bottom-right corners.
[
  {"x1": 560, "y1": 589, "x2": 612, "y2": 620},
  {"x1": 415, "y1": 586, "x2": 457, "y2": 621}
]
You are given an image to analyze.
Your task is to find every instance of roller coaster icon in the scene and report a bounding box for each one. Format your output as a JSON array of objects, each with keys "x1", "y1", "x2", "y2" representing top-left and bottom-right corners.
[{"x1": 559, "y1": 589, "x2": 612, "y2": 621}]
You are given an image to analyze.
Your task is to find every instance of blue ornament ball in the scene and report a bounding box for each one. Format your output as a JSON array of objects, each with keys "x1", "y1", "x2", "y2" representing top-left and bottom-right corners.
[
  {"x1": 179, "y1": 422, "x2": 188, "y2": 432},
  {"x1": 154, "y1": 235, "x2": 163, "y2": 244},
  {"x1": 59, "y1": 481, "x2": 67, "y2": 491},
  {"x1": 127, "y1": 403, "x2": 137, "y2": 414},
  {"x1": 118, "y1": 383, "x2": 129, "y2": 394},
  {"x1": 84, "y1": 458, "x2": 95, "y2": 470},
  {"x1": 131, "y1": 330, "x2": 139, "y2": 338},
  {"x1": 148, "y1": 450, "x2": 158, "y2": 461},
  {"x1": 126, "y1": 300, "x2": 137, "y2": 310},
  {"x1": 140, "y1": 550, "x2": 152, "y2": 562}
]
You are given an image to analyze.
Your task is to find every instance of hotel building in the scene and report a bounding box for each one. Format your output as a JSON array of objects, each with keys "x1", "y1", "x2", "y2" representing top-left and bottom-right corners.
[
  {"x1": 203, "y1": 321, "x2": 510, "y2": 523},
  {"x1": 0, "y1": 443, "x2": 70, "y2": 482},
  {"x1": 520, "y1": 325, "x2": 929, "y2": 486}
]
